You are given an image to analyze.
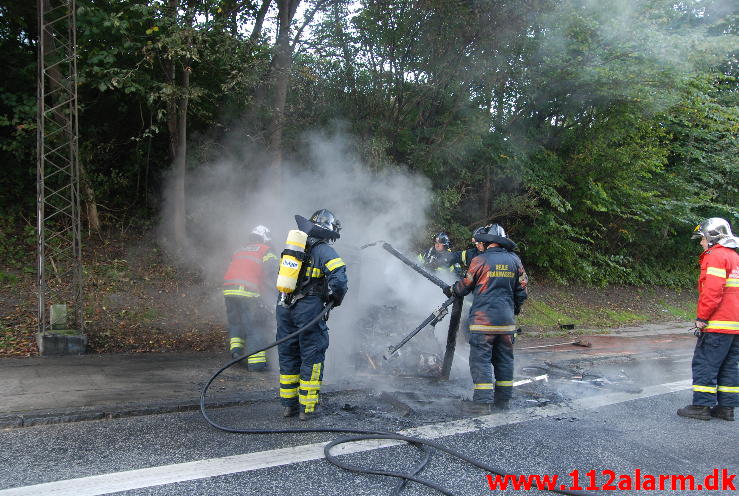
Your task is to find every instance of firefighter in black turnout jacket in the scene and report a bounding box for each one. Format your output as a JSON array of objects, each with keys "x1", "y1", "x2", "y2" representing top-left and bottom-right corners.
[
  {"x1": 443, "y1": 224, "x2": 528, "y2": 413},
  {"x1": 446, "y1": 225, "x2": 487, "y2": 277},
  {"x1": 277, "y1": 210, "x2": 348, "y2": 420},
  {"x1": 418, "y1": 232, "x2": 458, "y2": 273}
]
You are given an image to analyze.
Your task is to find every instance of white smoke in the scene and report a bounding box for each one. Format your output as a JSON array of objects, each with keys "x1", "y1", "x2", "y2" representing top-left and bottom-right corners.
[{"x1": 159, "y1": 127, "x2": 463, "y2": 378}]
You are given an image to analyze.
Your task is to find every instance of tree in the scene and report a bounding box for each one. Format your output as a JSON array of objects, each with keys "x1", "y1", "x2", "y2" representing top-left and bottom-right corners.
[{"x1": 2, "y1": 0, "x2": 736, "y2": 285}]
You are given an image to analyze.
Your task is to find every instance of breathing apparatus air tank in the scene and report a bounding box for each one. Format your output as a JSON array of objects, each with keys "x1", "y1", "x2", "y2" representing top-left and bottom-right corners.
[{"x1": 276, "y1": 229, "x2": 309, "y2": 303}]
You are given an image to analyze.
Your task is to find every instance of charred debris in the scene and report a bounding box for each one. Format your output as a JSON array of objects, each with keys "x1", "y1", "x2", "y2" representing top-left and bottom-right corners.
[{"x1": 350, "y1": 242, "x2": 641, "y2": 415}]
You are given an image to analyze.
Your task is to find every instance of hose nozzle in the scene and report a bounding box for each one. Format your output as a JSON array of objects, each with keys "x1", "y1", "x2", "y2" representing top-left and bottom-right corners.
[{"x1": 360, "y1": 240, "x2": 385, "y2": 250}]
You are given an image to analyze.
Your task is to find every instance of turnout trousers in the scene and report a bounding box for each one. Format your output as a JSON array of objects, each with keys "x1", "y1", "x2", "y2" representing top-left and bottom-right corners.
[
  {"x1": 276, "y1": 295, "x2": 329, "y2": 413},
  {"x1": 692, "y1": 332, "x2": 739, "y2": 407},
  {"x1": 469, "y1": 333, "x2": 514, "y2": 403},
  {"x1": 224, "y1": 296, "x2": 270, "y2": 367}
]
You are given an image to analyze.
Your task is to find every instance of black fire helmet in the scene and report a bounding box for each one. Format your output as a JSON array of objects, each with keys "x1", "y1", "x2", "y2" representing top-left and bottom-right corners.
[{"x1": 434, "y1": 232, "x2": 450, "y2": 247}]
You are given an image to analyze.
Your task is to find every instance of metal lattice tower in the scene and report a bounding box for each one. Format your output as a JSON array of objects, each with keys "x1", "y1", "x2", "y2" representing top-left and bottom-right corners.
[{"x1": 37, "y1": 0, "x2": 83, "y2": 333}]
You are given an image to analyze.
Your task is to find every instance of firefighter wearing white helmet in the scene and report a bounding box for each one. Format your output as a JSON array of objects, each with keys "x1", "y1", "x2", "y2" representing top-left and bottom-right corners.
[
  {"x1": 276, "y1": 209, "x2": 348, "y2": 420},
  {"x1": 222, "y1": 225, "x2": 278, "y2": 371},
  {"x1": 691, "y1": 217, "x2": 738, "y2": 249},
  {"x1": 678, "y1": 217, "x2": 739, "y2": 421}
]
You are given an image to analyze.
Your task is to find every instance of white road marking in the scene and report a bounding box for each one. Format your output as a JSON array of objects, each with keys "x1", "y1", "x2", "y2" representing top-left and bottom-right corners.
[
  {"x1": 0, "y1": 379, "x2": 691, "y2": 496},
  {"x1": 512, "y1": 374, "x2": 548, "y2": 387}
]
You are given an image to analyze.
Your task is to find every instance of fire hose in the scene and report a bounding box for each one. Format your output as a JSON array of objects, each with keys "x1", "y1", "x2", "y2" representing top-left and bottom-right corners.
[{"x1": 200, "y1": 247, "x2": 597, "y2": 496}]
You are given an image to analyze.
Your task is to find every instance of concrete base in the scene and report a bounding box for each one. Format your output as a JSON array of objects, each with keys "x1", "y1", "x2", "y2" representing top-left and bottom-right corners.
[{"x1": 36, "y1": 332, "x2": 87, "y2": 355}]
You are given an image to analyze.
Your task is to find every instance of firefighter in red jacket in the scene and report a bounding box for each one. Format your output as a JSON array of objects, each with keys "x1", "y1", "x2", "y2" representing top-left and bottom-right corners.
[
  {"x1": 222, "y1": 225, "x2": 278, "y2": 370},
  {"x1": 677, "y1": 218, "x2": 739, "y2": 421}
]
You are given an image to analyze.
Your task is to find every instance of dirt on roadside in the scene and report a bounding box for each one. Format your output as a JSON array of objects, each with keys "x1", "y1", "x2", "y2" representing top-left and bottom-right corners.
[{"x1": 0, "y1": 230, "x2": 698, "y2": 357}]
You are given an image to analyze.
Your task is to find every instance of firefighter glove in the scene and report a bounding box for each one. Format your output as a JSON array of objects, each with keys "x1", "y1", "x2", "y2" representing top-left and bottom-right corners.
[
  {"x1": 443, "y1": 285, "x2": 454, "y2": 298},
  {"x1": 327, "y1": 289, "x2": 343, "y2": 307}
]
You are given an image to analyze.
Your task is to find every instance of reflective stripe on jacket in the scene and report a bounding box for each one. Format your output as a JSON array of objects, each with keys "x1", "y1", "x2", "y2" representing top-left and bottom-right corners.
[
  {"x1": 452, "y1": 246, "x2": 528, "y2": 334},
  {"x1": 698, "y1": 244, "x2": 739, "y2": 334},
  {"x1": 417, "y1": 248, "x2": 458, "y2": 273},
  {"x1": 448, "y1": 248, "x2": 482, "y2": 269},
  {"x1": 297, "y1": 240, "x2": 348, "y2": 301},
  {"x1": 223, "y1": 243, "x2": 278, "y2": 298}
]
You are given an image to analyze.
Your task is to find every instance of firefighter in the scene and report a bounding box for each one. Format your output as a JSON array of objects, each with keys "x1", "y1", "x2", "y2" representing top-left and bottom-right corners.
[
  {"x1": 442, "y1": 224, "x2": 528, "y2": 414},
  {"x1": 277, "y1": 209, "x2": 348, "y2": 420},
  {"x1": 446, "y1": 226, "x2": 487, "y2": 278},
  {"x1": 222, "y1": 225, "x2": 278, "y2": 371},
  {"x1": 677, "y1": 217, "x2": 739, "y2": 421},
  {"x1": 417, "y1": 232, "x2": 459, "y2": 273}
]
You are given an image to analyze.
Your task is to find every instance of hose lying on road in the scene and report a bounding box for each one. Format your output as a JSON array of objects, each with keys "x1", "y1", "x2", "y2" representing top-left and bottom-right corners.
[{"x1": 200, "y1": 301, "x2": 596, "y2": 496}]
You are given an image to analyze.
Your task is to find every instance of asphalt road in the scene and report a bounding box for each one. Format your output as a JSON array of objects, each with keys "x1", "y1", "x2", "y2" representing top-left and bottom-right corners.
[{"x1": 1, "y1": 352, "x2": 736, "y2": 496}]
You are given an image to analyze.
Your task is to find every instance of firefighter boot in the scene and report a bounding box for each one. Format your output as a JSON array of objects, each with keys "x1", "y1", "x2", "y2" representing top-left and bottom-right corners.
[
  {"x1": 462, "y1": 401, "x2": 491, "y2": 416},
  {"x1": 710, "y1": 405, "x2": 735, "y2": 421},
  {"x1": 677, "y1": 404, "x2": 712, "y2": 420},
  {"x1": 231, "y1": 349, "x2": 249, "y2": 368},
  {"x1": 283, "y1": 405, "x2": 299, "y2": 418},
  {"x1": 493, "y1": 400, "x2": 510, "y2": 411},
  {"x1": 299, "y1": 408, "x2": 319, "y2": 421},
  {"x1": 249, "y1": 363, "x2": 268, "y2": 372}
]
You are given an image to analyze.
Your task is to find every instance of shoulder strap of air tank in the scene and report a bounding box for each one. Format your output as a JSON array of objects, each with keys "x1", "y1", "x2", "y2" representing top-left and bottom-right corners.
[
  {"x1": 282, "y1": 248, "x2": 305, "y2": 260},
  {"x1": 282, "y1": 236, "x2": 311, "y2": 261},
  {"x1": 295, "y1": 239, "x2": 323, "y2": 288}
]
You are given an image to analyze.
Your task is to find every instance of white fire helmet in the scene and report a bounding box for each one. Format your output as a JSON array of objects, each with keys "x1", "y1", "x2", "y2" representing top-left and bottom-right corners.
[
  {"x1": 691, "y1": 217, "x2": 737, "y2": 248},
  {"x1": 251, "y1": 225, "x2": 271, "y2": 243}
]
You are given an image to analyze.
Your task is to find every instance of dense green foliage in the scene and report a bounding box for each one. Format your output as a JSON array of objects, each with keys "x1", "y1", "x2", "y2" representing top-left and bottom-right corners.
[{"x1": 1, "y1": 0, "x2": 737, "y2": 285}]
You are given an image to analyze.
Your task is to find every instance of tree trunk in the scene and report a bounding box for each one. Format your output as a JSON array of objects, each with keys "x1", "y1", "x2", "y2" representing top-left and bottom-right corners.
[
  {"x1": 80, "y1": 162, "x2": 101, "y2": 231},
  {"x1": 484, "y1": 162, "x2": 491, "y2": 219},
  {"x1": 164, "y1": 0, "x2": 189, "y2": 248},
  {"x1": 265, "y1": 0, "x2": 301, "y2": 178},
  {"x1": 239, "y1": 0, "x2": 274, "y2": 157},
  {"x1": 166, "y1": 0, "x2": 179, "y2": 163},
  {"x1": 250, "y1": 0, "x2": 272, "y2": 42},
  {"x1": 333, "y1": 1, "x2": 355, "y2": 95},
  {"x1": 482, "y1": 97, "x2": 494, "y2": 219},
  {"x1": 172, "y1": 66, "x2": 190, "y2": 247}
]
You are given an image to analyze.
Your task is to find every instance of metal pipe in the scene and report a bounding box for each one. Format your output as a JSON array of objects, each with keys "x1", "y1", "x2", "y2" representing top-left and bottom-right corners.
[
  {"x1": 381, "y1": 242, "x2": 449, "y2": 290},
  {"x1": 440, "y1": 296, "x2": 463, "y2": 380}
]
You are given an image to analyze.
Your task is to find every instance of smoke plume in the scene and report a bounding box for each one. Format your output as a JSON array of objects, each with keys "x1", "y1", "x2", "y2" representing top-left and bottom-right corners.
[{"x1": 159, "y1": 127, "x2": 463, "y2": 379}]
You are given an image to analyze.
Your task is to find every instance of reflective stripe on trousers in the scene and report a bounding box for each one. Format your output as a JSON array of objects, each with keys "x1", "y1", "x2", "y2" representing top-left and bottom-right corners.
[
  {"x1": 280, "y1": 374, "x2": 299, "y2": 399},
  {"x1": 469, "y1": 333, "x2": 514, "y2": 403},
  {"x1": 692, "y1": 332, "x2": 739, "y2": 407},
  {"x1": 276, "y1": 296, "x2": 330, "y2": 410},
  {"x1": 247, "y1": 350, "x2": 266, "y2": 364},
  {"x1": 224, "y1": 296, "x2": 271, "y2": 366},
  {"x1": 229, "y1": 337, "x2": 244, "y2": 351},
  {"x1": 299, "y1": 363, "x2": 323, "y2": 413}
]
